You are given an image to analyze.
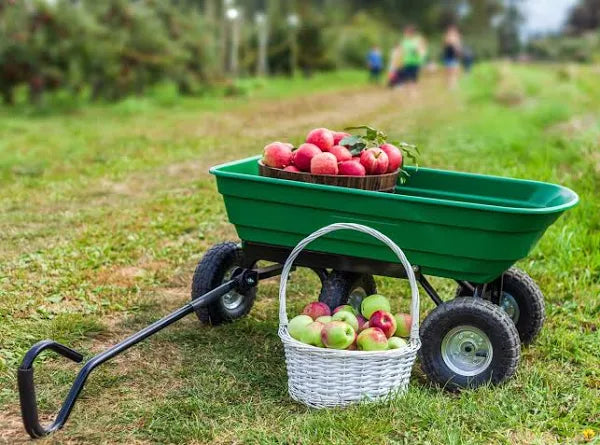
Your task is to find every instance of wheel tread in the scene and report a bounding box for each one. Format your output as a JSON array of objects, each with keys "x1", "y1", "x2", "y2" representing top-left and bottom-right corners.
[
  {"x1": 318, "y1": 271, "x2": 377, "y2": 310},
  {"x1": 419, "y1": 297, "x2": 520, "y2": 391},
  {"x1": 192, "y1": 242, "x2": 256, "y2": 325}
]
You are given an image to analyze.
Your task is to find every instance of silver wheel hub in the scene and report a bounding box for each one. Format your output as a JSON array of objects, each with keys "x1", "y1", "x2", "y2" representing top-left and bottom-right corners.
[
  {"x1": 221, "y1": 268, "x2": 244, "y2": 310},
  {"x1": 441, "y1": 325, "x2": 493, "y2": 376},
  {"x1": 499, "y1": 292, "x2": 520, "y2": 323}
]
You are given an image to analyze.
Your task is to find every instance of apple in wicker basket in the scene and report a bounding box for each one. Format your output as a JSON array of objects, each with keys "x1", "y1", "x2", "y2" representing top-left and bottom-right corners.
[
  {"x1": 357, "y1": 314, "x2": 368, "y2": 331},
  {"x1": 394, "y1": 313, "x2": 412, "y2": 338},
  {"x1": 302, "y1": 302, "x2": 331, "y2": 319},
  {"x1": 293, "y1": 143, "x2": 321, "y2": 171},
  {"x1": 361, "y1": 294, "x2": 391, "y2": 319},
  {"x1": 379, "y1": 143, "x2": 403, "y2": 172},
  {"x1": 263, "y1": 142, "x2": 293, "y2": 168},
  {"x1": 388, "y1": 337, "x2": 408, "y2": 350},
  {"x1": 288, "y1": 315, "x2": 313, "y2": 341},
  {"x1": 369, "y1": 310, "x2": 397, "y2": 338},
  {"x1": 333, "y1": 305, "x2": 357, "y2": 316},
  {"x1": 321, "y1": 321, "x2": 356, "y2": 349},
  {"x1": 338, "y1": 160, "x2": 366, "y2": 176},
  {"x1": 360, "y1": 147, "x2": 389, "y2": 175},
  {"x1": 329, "y1": 145, "x2": 352, "y2": 163},
  {"x1": 306, "y1": 128, "x2": 334, "y2": 152},
  {"x1": 332, "y1": 311, "x2": 359, "y2": 332},
  {"x1": 310, "y1": 152, "x2": 338, "y2": 175},
  {"x1": 357, "y1": 327, "x2": 389, "y2": 351},
  {"x1": 299, "y1": 321, "x2": 325, "y2": 347},
  {"x1": 333, "y1": 131, "x2": 351, "y2": 145}
]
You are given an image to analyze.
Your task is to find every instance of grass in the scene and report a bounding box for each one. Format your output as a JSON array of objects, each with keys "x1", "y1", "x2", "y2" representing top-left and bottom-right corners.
[{"x1": 0, "y1": 64, "x2": 599, "y2": 444}]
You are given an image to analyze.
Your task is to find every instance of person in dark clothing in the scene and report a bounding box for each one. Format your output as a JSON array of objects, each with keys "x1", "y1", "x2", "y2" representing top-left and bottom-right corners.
[
  {"x1": 461, "y1": 45, "x2": 474, "y2": 73},
  {"x1": 443, "y1": 25, "x2": 462, "y2": 89}
]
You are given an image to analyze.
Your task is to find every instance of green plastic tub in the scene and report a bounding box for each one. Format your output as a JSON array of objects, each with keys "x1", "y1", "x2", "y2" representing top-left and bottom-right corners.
[{"x1": 210, "y1": 156, "x2": 578, "y2": 283}]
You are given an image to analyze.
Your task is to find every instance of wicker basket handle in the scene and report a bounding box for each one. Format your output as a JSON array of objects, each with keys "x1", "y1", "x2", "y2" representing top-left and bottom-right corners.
[{"x1": 278, "y1": 223, "x2": 420, "y2": 342}]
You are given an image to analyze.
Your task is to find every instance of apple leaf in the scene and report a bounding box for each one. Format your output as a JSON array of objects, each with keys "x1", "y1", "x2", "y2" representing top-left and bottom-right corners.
[
  {"x1": 338, "y1": 135, "x2": 361, "y2": 147},
  {"x1": 398, "y1": 169, "x2": 411, "y2": 184},
  {"x1": 390, "y1": 140, "x2": 420, "y2": 166},
  {"x1": 349, "y1": 144, "x2": 366, "y2": 156}
]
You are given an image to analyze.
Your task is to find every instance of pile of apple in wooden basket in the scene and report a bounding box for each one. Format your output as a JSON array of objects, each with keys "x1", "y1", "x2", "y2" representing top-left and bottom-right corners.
[{"x1": 259, "y1": 126, "x2": 418, "y2": 191}]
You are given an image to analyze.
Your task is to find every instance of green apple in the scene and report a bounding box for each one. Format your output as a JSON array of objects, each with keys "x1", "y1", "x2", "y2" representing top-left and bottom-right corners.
[
  {"x1": 394, "y1": 313, "x2": 412, "y2": 338},
  {"x1": 361, "y1": 294, "x2": 391, "y2": 319},
  {"x1": 387, "y1": 336, "x2": 408, "y2": 350},
  {"x1": 321, "y1": 321, "x2": 356, "y2": 349},
  {"x1": 299, "y1": 321, "x2": 325, "y2": 347},
  {"x1": 333, "y1": 304, "x2": 358, "y2": 316},
  {"x1": 288, "y1": 314, "x2": 313, "y2": 341},
  {"x1": 315, "y1": 315, "x2": 332, "y2": 323},
  {"x1": 356, "y1": 327, "x2": 388, "y2": 351},
  {"x1": 332, "y1": 311, "x2": 359, "y2": 332}
]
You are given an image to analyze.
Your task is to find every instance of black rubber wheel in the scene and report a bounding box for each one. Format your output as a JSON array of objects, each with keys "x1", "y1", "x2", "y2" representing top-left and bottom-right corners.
[
  {"x1": 456, "y1": 267, "x2": 545, "y2": 344},
  {"x1": 191, "y1": 242, "x2": 256, "y2": 325},
  {"x1": 419, "y1": 297, "x2": 520, "y2": 391},
  {"x1": 318, "y1": 271, "x2": 377, "y2": 311}
]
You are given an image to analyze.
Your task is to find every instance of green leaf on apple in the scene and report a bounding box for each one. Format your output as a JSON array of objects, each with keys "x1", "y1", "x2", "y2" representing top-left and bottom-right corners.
[{"x1": 338, "y1": 135, "x2": 361, "y2": 147}]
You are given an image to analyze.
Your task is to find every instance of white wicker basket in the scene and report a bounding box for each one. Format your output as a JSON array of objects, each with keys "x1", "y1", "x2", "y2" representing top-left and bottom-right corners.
[{"x1": 278, "y1": 223, "x2": 421, "y2": 408}]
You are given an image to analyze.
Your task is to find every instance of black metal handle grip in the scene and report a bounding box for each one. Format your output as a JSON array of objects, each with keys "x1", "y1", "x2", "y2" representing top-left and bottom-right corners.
[{"x1": 18, "y1": 340, "x2": 84, "y2": 438}]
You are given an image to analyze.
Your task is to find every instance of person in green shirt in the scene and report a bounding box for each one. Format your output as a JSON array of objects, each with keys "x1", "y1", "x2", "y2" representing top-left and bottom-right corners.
[{"x1": 388, "y1": 25, "x2": 427, "y2": 96}]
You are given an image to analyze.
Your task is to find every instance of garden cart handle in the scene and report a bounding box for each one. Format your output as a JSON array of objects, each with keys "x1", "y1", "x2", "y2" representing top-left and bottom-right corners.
[
  {"x1": 17, "y1": 269, "x2": 264, "y2": 439},
  {"x1": 278, "y1": 223, "x2": 420, "y2": 343}
]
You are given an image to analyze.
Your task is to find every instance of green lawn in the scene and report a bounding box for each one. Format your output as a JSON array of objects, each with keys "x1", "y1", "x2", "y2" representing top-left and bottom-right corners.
[{"x1": 0, "y1": 64, "x2": 598, "y2": 444}]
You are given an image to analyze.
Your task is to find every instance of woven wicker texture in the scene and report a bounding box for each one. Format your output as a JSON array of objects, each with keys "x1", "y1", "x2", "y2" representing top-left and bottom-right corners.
[{"x1": 278, "y1": 223, "x2": 420, "y2": 408}]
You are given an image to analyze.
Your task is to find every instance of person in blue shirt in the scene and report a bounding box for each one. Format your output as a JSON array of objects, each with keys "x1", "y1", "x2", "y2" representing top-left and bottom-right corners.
[{"x1": 366, "y1": 46, "x2": 383, "y2": 83}]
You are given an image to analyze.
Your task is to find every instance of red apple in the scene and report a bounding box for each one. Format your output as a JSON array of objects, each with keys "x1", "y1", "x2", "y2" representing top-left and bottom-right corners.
[
  {"x1": 357, "y1": 314, "x2": 368, "y2": 331},
  {"x1": 283, "y1": 165, "x2": 301, "y2": 172},
  {"x1": 369, "y1": 310, "x2": 397, "y2": 338},
  {"x1": 338, "y1": 160, "x2": 366, "y2": 176},
  {"x1": 263, "y1": 142, "x2": 293, "y2": 168},
  {"x1": 306, "y1": 128, "x2": 334, "y2": 152},
  {"x1": 394, "y1": 313, "x2": 412, "y2": 338},
  {"x1": 292, "y1": 143, "x2": 321, "y2": 171},
  {"x1": 356, "y1": 327, "x2": 388, "y2": 351},
  {"x1": 379, "y1": 143, "x2": 403, "y2": 172},
  {"x1": 329, "y1": 145, "x2": 352, "y2": 163},
  {"x1": 302, "y1": 302, "x2": 331, "y2": 319},
  {"x1": 333, "y1": 131, "x2": 351, "y2": 145},
  {"x1": 360, "y1": 147, "x2": 389, "y2": 175},
  {"x1": 311, "y1": 152, "x2": 338, "y2": 175}
]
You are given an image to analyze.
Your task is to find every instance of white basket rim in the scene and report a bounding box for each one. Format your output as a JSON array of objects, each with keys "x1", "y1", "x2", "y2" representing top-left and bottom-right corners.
[{"x1": 278, "y1": 223, "x2": 420, "y2": 343}]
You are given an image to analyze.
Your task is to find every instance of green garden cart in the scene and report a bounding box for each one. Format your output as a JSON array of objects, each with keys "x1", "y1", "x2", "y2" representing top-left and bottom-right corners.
[{"x1": 17, "y1": 155, "x2": 578, "y2": 438}]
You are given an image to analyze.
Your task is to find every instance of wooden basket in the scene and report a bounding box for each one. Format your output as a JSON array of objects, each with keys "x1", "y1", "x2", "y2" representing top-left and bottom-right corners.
[{"x1": 258, "y1": 161, "x2": 398, "y2": 192}]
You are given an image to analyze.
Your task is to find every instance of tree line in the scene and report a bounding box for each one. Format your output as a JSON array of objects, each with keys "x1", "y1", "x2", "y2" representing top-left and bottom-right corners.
[{"x1": 0, "y1": 0, "x2": 521, "y2": 106}]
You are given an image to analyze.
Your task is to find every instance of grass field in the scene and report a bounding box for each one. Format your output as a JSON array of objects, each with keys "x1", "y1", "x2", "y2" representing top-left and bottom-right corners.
[{"x1": 0, "y1": 64, "x2": 599, "y2": 444}]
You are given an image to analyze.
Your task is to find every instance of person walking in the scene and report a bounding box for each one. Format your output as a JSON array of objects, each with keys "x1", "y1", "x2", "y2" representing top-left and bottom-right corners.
[
  {"x1": 443, "y1": 25, "x2": 462, "y2": 89},
  {"x1": 397, "y1": 25, "x2": 427, "y2": 97},
  {"x1": 366, "y1": 46, "x2": 384, "y2": 83}
]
